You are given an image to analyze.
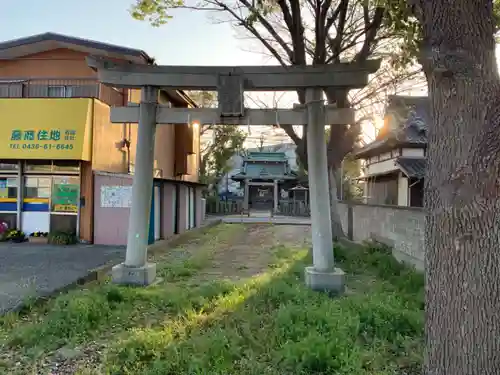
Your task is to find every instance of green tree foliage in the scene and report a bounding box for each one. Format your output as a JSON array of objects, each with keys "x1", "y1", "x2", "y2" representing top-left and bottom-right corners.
[
  {"x1": 200, "y1": 126, "x2": 246, "y2": 187},
  {"x1": 340, "y1": 153, "x2": 363, "y2": 201}
]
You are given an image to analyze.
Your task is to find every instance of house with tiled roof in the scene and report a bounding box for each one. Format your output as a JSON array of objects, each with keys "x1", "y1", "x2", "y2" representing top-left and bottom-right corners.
[{"x1": 353, "y1": 95, "x2": 428, "y2": 207}]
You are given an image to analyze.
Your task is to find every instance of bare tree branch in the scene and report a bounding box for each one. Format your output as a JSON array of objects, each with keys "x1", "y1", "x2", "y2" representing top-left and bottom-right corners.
[
  {"x1": 237, "y1": 0, "x2": 295, "y2": 61},
  {"x1": 328, "y1": 0, "x2": 349, "y2": 62},
  {"x1": 355, "y1": 6, "x2": 385, "y2": 61}
]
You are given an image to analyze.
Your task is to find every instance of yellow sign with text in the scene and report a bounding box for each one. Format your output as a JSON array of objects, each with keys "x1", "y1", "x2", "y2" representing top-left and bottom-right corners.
[{"x1": 0, "y1": 98, "x2": 92, "y2": 160}]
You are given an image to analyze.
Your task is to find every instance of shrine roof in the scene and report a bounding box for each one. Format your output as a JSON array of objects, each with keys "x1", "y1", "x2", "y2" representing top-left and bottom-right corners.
[{"x1": 243, "y1": 152, "x2": 287, "y2": 162}]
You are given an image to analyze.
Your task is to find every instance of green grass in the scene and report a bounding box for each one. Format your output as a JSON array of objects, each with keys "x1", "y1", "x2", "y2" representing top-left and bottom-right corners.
[{"x1": 0, "y1": 225, "x2": 424, "y2": 375}]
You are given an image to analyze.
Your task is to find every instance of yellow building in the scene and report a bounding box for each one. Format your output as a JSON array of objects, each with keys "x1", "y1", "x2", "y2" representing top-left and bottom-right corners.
[{"x1": 0, "y1": 33, "x2": 201, "y2": 244}]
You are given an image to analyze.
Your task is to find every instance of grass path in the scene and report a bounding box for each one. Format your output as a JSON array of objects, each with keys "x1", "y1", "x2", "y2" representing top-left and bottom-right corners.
[{"x1": 0, "y1": 224, "x2": 423, "y2": 375}]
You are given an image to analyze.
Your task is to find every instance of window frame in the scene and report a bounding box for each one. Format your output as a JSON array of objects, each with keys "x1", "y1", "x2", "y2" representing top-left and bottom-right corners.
[{"x1": 47, "y1": 85, "x2": 73, "y2": 98}]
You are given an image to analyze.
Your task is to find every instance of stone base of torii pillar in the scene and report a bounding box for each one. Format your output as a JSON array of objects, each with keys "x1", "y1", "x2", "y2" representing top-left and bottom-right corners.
[{"x1": 304, "y1": 266, "x2": 345, "y2": 294}]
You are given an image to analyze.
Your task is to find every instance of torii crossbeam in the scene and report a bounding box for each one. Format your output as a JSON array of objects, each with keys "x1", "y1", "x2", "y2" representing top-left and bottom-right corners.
[{"x1": 87, "y1": 56, "x2": 380, "y2": 293}]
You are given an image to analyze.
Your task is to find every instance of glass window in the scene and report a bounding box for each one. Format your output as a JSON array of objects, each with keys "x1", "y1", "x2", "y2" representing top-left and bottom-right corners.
[
  {"x1": 51, "y1": 176, "x2": 79, "y2": 213},
  {"x1": 24, "y1": 177, "x2": 51, "y2": 199},
  {"x1": 0, "y1": 178, "x2": 17, "y2": 199},
  {"x1": 38, "y1": 187, "x2": 51, "y2": 198},
  {"x1": 48, "y1": 85, "x2": 73, "y2": 98},
  {"x1": 0, "y1": 162, "x2": 18, "y2": 172},
  {"x1": 53, "y1": 161, "x2": 80, "y2": 173},
  {"x1": 38, "y1": 177, "x2": 51, "y2": 188},
  {"x1": 25, "y1": 161, "x2": 52, "y2": 173},
  {"x1": 50, "y1": 214, "x2": 77, "y2": 233}
]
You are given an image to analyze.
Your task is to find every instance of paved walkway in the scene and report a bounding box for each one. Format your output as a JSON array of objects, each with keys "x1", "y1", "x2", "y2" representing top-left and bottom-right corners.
[
  {"x1": 219, "y1": 214, "x2": 311, "y2": 225},
  {"x1": 0, "y1": 217, "x2": 308, "y2": 314},
  {"x1": 0, "y1": 243, "x2": 125, "y2": 313}
]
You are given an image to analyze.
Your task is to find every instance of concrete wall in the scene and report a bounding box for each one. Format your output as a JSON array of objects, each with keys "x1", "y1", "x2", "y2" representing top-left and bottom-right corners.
[
  {"x1": 92, "y1": 100, "x2": 129, "y2": 173},
  {"x1": 195, "y1": 187, "x2": 203, "y2": 227},
  {"x1": 161, "y1": 183, "x2": 175, "y2": 238},
  {"x1": 338, "y1": 202, "x2": 425, "y2": 270},
  {"x1": 93, "y1": 172, "x2": 203, "y2": 245},
  {"x1": 93, "y1": 174, "x2": 133, "y2": 245},
  {"x1": 177, "y1": 185, "x2": 188, "y2": 234},
  {"x1": 0, "y1": 49, "x2": 97, "y2": 78},
  {"x1": 127, "y1": 89, "x2": 199, "y2": 182}
]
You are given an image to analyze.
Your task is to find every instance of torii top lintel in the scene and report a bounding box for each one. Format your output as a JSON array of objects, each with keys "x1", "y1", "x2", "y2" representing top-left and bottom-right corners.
[{"x1": 86, "y1": 56, "x2": 380, "y2": 91}]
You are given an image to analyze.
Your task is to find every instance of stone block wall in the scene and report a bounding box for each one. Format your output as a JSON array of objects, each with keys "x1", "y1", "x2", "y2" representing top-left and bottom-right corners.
[{"x1": 338, "y1": 202, "x2": 425, "y2": 270}]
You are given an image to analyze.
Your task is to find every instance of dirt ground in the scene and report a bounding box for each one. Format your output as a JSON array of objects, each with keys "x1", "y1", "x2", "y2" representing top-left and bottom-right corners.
[{"x1": 195, "y1": 224, "x2": 311, "y2": 282}]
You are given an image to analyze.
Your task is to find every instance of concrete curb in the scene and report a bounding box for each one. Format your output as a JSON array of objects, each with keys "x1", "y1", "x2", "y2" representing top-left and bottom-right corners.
[
  {"x1": 6, "y1": 219, "x2": 223, "y2": 316},
  {"x1": 222, "y1": 218, "x2": 311, "y2": 225}
]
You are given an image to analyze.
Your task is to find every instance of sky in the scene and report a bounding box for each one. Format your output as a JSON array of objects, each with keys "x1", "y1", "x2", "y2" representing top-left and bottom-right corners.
[
  {"x1": 0, "y1": 0, "x2": 263, "y2": 66},
  {"x1": 0, "y1": 0, "x2": 298, "y2": 148},
  {"x1": 5, "y1": 1, "x2": 498, "y2": 149}
]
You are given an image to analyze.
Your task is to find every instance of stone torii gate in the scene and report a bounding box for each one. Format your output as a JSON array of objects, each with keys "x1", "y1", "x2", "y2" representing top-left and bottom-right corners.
[{"x1": 87, "y1": 56, "x2": 379, "y2": 294}]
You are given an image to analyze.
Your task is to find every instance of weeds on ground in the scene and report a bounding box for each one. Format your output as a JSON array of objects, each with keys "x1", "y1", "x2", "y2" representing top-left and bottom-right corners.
[
  {"x1": 335, "y1": 240, "x2": 425, "y2": 309},
  {"x1": 99, "y1": 242, "x2": 423, "y2": 375},
  {"x1": 0, "y1": 225, "x2": 241, "y2": 356},
  {"x1": 0, "y1": 229, "x2": 424, "y2": 375}
]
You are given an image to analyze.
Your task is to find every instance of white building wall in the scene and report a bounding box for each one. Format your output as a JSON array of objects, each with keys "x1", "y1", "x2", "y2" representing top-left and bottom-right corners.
[
  {"x1": 402, "y1": 148, "x2": 424, "y2": 157},
  {"x1": 365, "y1": 157, "x2": 398, "y2": 175},
  {"x1": 397, "y1": 173, "x2": 409, "y2": 206}
]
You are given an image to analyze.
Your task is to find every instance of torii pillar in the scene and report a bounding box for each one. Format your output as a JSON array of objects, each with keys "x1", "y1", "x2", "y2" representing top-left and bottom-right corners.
[
  {"x1": 87, "y1": 56, "x2": 380, "y2": 292},
  {"x1": 111, "y1": 86, "x2": 158, "y2": 285},
  {"x1": 304, "y1": 88, "x2": 344, "y2": 293}
]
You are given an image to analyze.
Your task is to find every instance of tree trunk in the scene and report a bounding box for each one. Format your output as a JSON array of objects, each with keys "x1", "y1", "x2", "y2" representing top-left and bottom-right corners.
[
  {"x1": 416, "y1": 1, "x2": 500, "y2": 374},
  {"x1": 328, "y1": 165, "x2": 346, "y2": 241}
]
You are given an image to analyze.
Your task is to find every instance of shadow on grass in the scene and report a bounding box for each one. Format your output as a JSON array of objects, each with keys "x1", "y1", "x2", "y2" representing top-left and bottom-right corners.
[
  {"x1": 104, "y1": 243, "x2": 423, "y2": 375},
  {"x1": 0, "y1": 229, "x2": 424, "y2": 375}
]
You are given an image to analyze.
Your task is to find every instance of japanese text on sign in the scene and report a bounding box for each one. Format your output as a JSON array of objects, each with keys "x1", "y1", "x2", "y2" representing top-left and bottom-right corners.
[{"x1": 9, "y1": 129, "x2": 77, "y2": 151}]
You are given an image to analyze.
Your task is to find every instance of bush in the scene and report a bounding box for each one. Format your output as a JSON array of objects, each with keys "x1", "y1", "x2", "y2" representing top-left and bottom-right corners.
[
  {"x1": 334, "y1": 241, "x2": 425, "y2": 314},
  {"x1": 6, "y1": 229, "x2": 26, "y2": 243},
  {"x1": 48, "y1": 231, "x2": 77, "y2": 245},
  {"x1": 29, "y1": 231, "x2": 48, "y2": 238}
]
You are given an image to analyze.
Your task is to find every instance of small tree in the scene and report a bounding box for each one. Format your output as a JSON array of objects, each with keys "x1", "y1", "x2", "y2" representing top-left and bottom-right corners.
[{"x1": 201, "y1": 126, "x2": 246, "y2": 188}]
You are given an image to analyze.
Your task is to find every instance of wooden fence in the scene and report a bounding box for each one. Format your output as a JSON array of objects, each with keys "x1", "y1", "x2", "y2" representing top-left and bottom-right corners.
[
  {"x1": 206, "y1": 199, "x2": 244, "y2": 215},
  {"x1": 276, "y1": 200, "x2": 310, "y2": 217},
  {"x1": 205, "y1": 199, "x2": 310, "y2": 217}
]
